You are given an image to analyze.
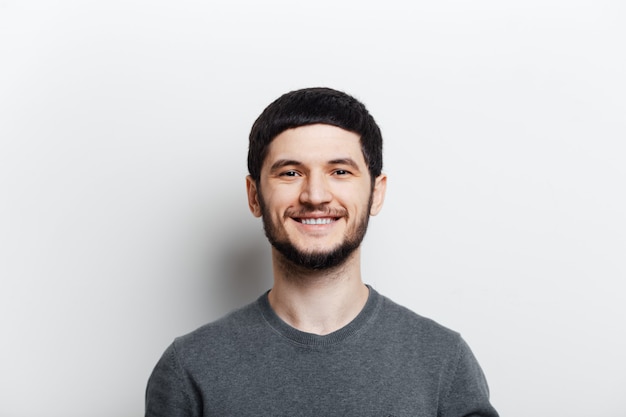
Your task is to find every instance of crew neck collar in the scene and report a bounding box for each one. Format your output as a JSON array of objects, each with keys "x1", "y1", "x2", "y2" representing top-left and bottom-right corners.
[{"x1": 256, "y1": 285, "x2": 382, "y2": 347}]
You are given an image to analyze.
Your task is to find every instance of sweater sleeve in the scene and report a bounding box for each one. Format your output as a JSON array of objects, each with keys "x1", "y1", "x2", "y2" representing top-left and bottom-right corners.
[
  {"x1": 145, "y1": 342, "x2": 202, "y2": 417},
  {"x1": 438, "y1": 337, "x2": 499, "y2": 417}
]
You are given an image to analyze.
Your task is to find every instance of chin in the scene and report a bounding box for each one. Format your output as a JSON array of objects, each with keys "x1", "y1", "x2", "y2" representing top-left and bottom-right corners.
[{"x1": 272, "y1": 240, "x2": 359, "y2": 271}]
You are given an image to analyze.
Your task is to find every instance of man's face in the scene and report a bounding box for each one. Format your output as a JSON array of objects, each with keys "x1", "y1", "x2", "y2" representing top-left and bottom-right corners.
[{"x1": 246, "y1": 124, "x2": 386, "y2": 270}]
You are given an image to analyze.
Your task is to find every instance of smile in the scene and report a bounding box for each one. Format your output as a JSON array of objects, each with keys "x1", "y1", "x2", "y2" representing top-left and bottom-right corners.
[{"x1": 299, "y1": 218, "x2": 336, "y2": 225}]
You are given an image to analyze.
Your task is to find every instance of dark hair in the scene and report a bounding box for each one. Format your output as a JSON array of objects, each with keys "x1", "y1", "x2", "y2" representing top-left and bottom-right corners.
[{"x1": 247, "y1": 87, "x2": 383, "y2": 183}]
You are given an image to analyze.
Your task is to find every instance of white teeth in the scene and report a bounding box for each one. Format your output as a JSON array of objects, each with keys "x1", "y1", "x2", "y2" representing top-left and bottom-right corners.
[{"x1": 301, "y1": 218, "x2": 333, "y2": 225}]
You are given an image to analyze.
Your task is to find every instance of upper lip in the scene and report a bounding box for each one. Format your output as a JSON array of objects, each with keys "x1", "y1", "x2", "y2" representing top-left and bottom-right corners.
[
  {"x1": 294, "y1": 215, "x2": 338, "y2": 220},
  {"x1": 296, "y1": 214, "x2": 338, "y2": 219},
  {"x1": 289, "y1": 210, "x2": 345, "y2": 220}
]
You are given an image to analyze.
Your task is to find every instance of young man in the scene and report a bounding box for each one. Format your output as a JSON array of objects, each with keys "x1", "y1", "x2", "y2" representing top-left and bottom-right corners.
[{"x1": 145, "y1": 87, "x2": 499, "y2": 416}]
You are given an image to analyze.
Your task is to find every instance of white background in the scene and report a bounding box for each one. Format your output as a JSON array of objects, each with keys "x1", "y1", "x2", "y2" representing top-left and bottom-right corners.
[{"x1": 1, "y1": 1, "x2": 625, "y2": 416}]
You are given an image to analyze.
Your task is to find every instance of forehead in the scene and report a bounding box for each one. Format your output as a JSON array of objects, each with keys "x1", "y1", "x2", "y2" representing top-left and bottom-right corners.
[{"x1": 263, "y1": 124, "x2": 365, "y2": 166}]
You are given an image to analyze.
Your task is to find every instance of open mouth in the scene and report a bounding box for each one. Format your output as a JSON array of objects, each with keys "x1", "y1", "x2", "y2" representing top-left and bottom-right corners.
[{"x1": 299, "y1": 217, "x2": 337, "y2": 225}]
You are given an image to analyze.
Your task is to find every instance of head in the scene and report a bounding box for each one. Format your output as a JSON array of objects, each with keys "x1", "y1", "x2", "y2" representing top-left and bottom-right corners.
[
  {"x1": 246, "y1": 88, "x2": 385, "y2": 271},
  {"x1": 248, "y1": 87, "x2": 383, "y2": 187}
]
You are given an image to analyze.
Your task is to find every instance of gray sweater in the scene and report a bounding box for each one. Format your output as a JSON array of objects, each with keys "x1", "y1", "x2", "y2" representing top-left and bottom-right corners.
[{"x1": 146, "y1": 287, "x2": 499, "y2": 417}]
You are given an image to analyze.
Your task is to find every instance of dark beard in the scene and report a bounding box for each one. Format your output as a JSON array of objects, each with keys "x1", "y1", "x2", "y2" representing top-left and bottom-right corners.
[
  {"x1": 267, "y1": 220, "x2": 368, "y2": 270},
  {"x1": 259, "y1": 194, "x2": 372, "y2": 271}
]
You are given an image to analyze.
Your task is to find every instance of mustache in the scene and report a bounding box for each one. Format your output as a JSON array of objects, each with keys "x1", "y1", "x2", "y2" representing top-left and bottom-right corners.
[{"x1": 285, "y1": 206, "x2": 348, "y2": 218}]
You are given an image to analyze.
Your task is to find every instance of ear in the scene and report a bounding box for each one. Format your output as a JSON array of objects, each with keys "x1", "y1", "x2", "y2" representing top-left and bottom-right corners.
[
  {"x1": 246, "y1": 175, "x2": 263, "y2": 218},
  {"x1": 369, "y1": 173, "x2": 387, "y2": 216}
]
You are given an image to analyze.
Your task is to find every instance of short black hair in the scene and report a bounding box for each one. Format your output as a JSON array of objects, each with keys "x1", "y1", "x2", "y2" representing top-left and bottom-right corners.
[{"x1": 247, "y1": 87, "x2": 383, "y2": 183}]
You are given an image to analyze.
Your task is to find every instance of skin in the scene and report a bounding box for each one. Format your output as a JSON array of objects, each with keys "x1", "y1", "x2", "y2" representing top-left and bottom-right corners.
[{"x1": 246, "y1": 124, "x2": 387, "y2": 335}]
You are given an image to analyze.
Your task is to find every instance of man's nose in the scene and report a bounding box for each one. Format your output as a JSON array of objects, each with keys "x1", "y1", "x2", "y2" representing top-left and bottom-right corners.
[{"x1": 299, "y1": 173, "x2": 332, "y2": 206}]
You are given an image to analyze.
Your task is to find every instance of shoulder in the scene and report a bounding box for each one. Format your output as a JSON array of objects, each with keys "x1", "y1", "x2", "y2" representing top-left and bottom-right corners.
[
  {"x1": 372, "y1": 291, "x2": 463, "y2": 354},
  {"x1": 169, "y1": 296, "x2": 266, "y2": 361}
]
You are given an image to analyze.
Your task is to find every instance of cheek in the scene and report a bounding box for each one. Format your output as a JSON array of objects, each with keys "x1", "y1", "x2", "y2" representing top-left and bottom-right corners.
[
  {"x1": 260, "y1": 195, "x2": 291, "y2": 222},
  {"x1": 264, "y1": 186, "x2": 301, "y2": 207},
  {"x1": 335, "y1": 184, "x2": 371, "y2": 205}
]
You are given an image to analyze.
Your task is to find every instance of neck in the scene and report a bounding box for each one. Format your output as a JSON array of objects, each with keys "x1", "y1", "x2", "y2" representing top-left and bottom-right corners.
[{"x1": 268, "y1": 248, "x2": 369, "y2": 335}]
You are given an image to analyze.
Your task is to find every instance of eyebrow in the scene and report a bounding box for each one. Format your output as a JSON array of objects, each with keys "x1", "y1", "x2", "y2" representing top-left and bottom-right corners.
[
  {"x1": 269, "y1": 159, "x2": 302, "y2": 173},
  {"x1": 269, "y1": 158, "x2": 362, "y2": 173},
  {"x1": 330, "y1": 158, "x2": 360, "y2": 169}
]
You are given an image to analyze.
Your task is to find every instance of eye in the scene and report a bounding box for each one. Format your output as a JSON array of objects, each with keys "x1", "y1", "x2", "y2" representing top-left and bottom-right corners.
[
  {"x1": 280, "y1": 170, "x2": 300, "y2": 177},
  {"x1": 333, "y1": 169, "x2": 351, "y2": 176}
]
